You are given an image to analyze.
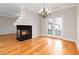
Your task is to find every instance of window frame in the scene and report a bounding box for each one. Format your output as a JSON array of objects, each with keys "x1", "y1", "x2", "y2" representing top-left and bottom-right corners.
[{"x1": 48, "y1": 16, "x2": 64, "y2": 36}]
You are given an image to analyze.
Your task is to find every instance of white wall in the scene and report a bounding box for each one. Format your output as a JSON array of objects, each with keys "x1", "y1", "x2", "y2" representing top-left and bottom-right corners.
[
  {"x1": 41, "y1": 6, "x2": 77, "y2": 41},
  {"x1": 76, "y1": 4, "x2": 79, "y2": 49},
  {"x1": 0, "y1": 16, "x2": 16, "y2": 35},
  {"x1": 40, "y1": 17, "x2": 48, "y2": 35},
  {"x1": 15, "y1": 7, "x2": 41, "y2": 38}
]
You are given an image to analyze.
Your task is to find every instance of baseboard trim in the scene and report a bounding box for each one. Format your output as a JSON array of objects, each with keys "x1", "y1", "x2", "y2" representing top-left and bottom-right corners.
[
  {"x1": 0, "y1": 33, "x2": 16, "y2": 36},
  {"x1": 40, "y1": 34, "x2": 75, "y2": 42}
]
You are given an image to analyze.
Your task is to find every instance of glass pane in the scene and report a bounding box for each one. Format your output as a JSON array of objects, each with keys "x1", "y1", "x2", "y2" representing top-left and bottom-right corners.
[
  {"x1": 48, "y1": 25, "x2": 52, "y2": 29},
  {"x1": 48, "y1": 17, "x2": 63, "y2": 36}
]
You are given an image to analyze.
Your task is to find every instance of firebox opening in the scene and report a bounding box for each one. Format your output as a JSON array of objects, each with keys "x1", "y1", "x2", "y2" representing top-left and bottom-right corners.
[{"x1": 16, "y1": 25, "x2": 32, "y2": 41}]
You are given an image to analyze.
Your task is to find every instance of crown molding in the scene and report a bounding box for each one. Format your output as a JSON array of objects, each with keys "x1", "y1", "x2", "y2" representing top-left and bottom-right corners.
[
  {"x1": 0, "y1": 14, "x2": 17, "y2": 19},
  {"x1": 51, "y1": 4, "x2": 77, "y2": 13},
  {"x1": 25, "y1": 4, "x2": 77, "y2": 14}
]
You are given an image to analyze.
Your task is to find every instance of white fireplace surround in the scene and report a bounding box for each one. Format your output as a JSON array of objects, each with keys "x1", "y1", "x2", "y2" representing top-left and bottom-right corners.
[
  {"x1": 14, "y1": 6, "x2": 41, "y2": 38},
  {"x1": 14, "y1": 16, "x2": 41, "y2": 38}
]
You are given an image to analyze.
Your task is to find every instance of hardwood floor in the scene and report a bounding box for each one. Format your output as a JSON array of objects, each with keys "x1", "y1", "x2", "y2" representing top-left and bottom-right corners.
[{"x1": 0, "y1": 34, "x2": 78, "y2": 55}]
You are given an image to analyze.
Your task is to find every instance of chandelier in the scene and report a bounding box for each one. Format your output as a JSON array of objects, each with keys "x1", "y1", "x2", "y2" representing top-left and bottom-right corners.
[{"x1": 39, "y1": 3, "x2": 51, "y2": 17}]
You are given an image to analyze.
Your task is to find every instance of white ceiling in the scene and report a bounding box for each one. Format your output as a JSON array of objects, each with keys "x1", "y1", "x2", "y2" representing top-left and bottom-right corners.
[{"x1": 0, "y1": 3, "x2": 77, "y2": 18}]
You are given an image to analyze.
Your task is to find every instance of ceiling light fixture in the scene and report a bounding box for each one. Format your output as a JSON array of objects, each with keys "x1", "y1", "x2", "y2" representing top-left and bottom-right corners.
[{"x1": 39, "y1": 2, "x2": 51, "y2": 17}]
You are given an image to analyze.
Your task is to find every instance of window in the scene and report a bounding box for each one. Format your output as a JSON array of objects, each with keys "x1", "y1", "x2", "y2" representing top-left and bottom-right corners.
[{"x1": 48, "y1": 17, "x2": 63, "y2": 36}]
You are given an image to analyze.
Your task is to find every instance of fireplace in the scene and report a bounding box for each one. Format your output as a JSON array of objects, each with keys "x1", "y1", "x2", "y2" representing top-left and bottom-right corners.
[{"x1": 16, "y1": 25, "x2": 32, "y2": 41}]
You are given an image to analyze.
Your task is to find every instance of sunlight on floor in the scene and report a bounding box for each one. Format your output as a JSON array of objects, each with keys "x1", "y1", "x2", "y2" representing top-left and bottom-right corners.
[
  {"x1": 53, "y1": 39, "x2": 63, "y2": 54},
  {"x1": 54, "y1": 39, "x2": 63, "y2": 49},
  {"x1": 47, "y1": 39, "x2": 53, "y2": 46},
  {"x1": 47, "y1": 38, "x2": 63, "y2": 54}
]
